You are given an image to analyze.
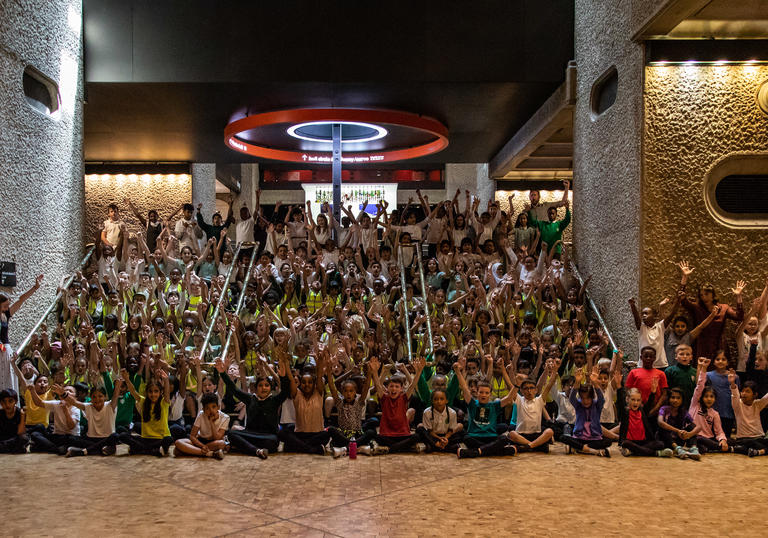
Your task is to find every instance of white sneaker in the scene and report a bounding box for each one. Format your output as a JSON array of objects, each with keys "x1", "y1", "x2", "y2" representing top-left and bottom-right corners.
[
  {"x1": 415, "y1": 442, "x2": 428, "y2": 454},
  {"x1": 332, "y1": 447, "x2": 347, "y2": 459},
  {"x1": 357, "y1": 445, "x2": 372, "y2": 456},
  {"x1": 213, "y1": 449, "x2": 225, "y2": 460},
  {"x1": 277, "y1": 441, "x2": 285, "y2": 453},
  {"x1": 372, "y1": 444, "x2": 389, "y2": 456}
]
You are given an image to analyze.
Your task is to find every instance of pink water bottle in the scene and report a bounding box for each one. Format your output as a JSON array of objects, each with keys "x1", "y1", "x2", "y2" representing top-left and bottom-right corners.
[{"x1": 348, "y1": 438, "x2": 357, "y2": 459}]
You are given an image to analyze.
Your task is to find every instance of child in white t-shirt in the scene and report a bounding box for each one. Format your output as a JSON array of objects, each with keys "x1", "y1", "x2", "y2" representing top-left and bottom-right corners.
[
  {"x1": 629, "y1": 297, "x2": 668, "y2": 368},
  {"x1": 64, "y1": 381, "x2": 122, "y2": 456},
  {"x1": 174, "y1": 393, "x2": 230, "y2": 459}
]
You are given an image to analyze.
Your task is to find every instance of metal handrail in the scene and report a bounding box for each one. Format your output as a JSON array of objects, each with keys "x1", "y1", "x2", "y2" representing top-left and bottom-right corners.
[
  {"x1": 200, "y1": 242, "x2": 242, "y2": 361},
  {"x1": 397, "y1": 245, "x2": 413, "y2": 363},
  {"x1": 15, "y1": 244, "x2": 97, "y2": 357},
  {"x1": 218, "y1": 242, "x2": 258, "y2": 363},
  {"x1": 414, "y1": 242, "x2": 434, "y2": 356},
  {"x1": 569, "y1": 260, "x2": 618, "y2": 352}
]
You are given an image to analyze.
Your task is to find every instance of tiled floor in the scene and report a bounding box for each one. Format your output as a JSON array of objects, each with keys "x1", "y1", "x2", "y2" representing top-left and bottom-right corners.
[{"x1": 3, "y1": 444, "x2": 767, "y2": 537}]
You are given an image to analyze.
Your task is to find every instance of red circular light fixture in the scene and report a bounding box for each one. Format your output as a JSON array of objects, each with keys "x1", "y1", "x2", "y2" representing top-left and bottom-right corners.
[{"x1": 224, "y1": 108, "x2": 449, "y2": 164}]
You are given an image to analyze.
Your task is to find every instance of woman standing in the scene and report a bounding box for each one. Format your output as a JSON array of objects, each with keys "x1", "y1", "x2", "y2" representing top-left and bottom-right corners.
[{"x1": 1, "y1": 274, "x2": 44, "y2": 391}]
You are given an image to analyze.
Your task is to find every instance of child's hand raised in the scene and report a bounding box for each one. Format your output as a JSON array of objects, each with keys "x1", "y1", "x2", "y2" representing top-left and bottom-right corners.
[
  {"x1": 697, "y1": 357, "x2": 710, "y2": 369},
  {"x1": 727, "y1": 369, "x2": 738, "y2": 386},
  {"x1": 514, "y1": 372, "x2": 527, "y2": 386},
  {"x1": 368, "y1": 356, "x2": 380, "y2": 373},
  {"x1": 573, "y1": 368, "x2": 585, "y2": 385},
  {"x1": 213, "y1": 358, "x2": 226, "y2": 373},
  {"x1": 589, "y1": 365, "x2": 600, "y2": 385},
  {"x1": 650, "y1": 375, "x2": 659, "y2": 394}
]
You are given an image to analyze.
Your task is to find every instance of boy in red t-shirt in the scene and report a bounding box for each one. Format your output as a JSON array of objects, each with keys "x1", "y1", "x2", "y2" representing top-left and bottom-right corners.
[
  {"x1": 360, "y1": 356, "x2": 425, "y2": 455},
  {"x1": 625, "y1": 347, "x2": 668, "y2": 416}
]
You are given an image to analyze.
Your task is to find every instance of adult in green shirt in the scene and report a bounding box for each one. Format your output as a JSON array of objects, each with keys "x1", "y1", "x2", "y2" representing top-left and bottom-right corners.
[{"x1": 529, "y1": 200, "x2": 571, "y2": 255}]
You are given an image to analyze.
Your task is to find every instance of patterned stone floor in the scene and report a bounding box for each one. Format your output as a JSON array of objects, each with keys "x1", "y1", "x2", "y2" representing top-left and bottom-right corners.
[{"x1": 2, "y1": 444, "x2": 766, "y2": 537}]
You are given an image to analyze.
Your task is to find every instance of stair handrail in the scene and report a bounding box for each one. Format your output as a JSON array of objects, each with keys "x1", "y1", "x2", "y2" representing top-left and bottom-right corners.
[
  {"x1": 217, "y1": 242, "x2": 258, "y2": 365},
  {"x1": 200, "y1": 242, "x2": 242, "y2": 361},
  {"x1": 15, "y1": 243, "x2": 97, "y2": 357},
  {"x1": 569, "y1": 260, "x2": 618, "y2": 353}
]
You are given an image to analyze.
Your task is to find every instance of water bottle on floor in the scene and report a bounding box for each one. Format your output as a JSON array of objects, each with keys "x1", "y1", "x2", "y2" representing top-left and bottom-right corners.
[{"x1": 349, "y1": 437, "x2": 357, "y2": 459}]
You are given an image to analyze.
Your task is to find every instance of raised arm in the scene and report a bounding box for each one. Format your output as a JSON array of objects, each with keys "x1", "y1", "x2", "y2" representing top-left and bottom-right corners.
[
  {"x1": 9, "y1": 274, "x2": 43, "y2": 316},
  {"x1": 368, "y1": 356, "x2": 386, "y2": 398},
  {"x1": 628, "y1": 297, "x2": 642, "y2": 331}
]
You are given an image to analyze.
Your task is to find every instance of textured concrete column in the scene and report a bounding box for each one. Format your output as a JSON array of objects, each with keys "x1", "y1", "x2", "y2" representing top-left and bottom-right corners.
[
  {"x1": 0, "y1": 0, "x2": 85, "y2": 342},
  {"x1": 572, "y1": 0, "x2": 646, "y2": 352},
  {"x1": 445, "y1": 163, "x2": 493, "y2": 206},
  {"x1": 191, "y1": 163, "x2": 216, "y2": 217}
]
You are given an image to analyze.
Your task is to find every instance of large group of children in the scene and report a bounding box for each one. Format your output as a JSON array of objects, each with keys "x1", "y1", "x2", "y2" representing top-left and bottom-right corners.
[{"x1": 2, "y1": 181, "x2": 768, "y2": 462}]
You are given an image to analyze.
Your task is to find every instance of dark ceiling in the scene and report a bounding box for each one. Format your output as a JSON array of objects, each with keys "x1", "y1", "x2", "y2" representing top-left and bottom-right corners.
[{"x1": 83, "y1": 0, "x2": 574, "y2": 166}]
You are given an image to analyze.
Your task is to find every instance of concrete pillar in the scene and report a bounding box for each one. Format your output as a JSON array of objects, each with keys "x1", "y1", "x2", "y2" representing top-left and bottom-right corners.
[
  {"x1": 444, "y1": 163, "x2": 493, "y2": 206},
  {"x1": 191, "y1": 163, "x2": 216, "y2": 217},
  {"x1": 572, "y1": 0, "x2": 646, "y2": 352},
  {"x1": 0, "y1": 0, "x2": 85, "y2": 342}
]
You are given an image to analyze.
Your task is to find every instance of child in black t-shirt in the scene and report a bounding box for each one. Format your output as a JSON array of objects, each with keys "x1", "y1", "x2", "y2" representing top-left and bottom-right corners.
[{"x1": 0, "y1": 389, "x2": 28, "y2": 454}]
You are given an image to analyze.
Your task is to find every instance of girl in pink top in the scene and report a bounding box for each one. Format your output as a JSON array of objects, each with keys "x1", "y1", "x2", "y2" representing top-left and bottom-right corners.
[{"x1": 689, "y1": 357, "x2": 728, "y2": 454}]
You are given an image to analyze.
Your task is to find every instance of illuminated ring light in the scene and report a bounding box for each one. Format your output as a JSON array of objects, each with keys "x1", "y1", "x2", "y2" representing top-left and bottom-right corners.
[
  {"x1": 286, "y1": 121, "x2": 388, "y2": 144},
  {"x1": 224, "y1": 108, "x2": 449, "y2": 163}
]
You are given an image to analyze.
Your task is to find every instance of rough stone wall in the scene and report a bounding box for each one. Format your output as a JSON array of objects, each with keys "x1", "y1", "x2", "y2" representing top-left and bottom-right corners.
[
  {"x1": 495, "y1": 189, "x2": 574, "y2": 246},
  {"x1": 0, "y1": 0, "x2": 85, "y2": 343},
  {"x1": 643, "y1": 65, "x2": 768, "y2": 307},
  {"x1": 572, "y1": 0, "x2": 645, "y2": 354},
  {"x1": 84, "y1": 174, "x2": 192, "y2": 244}
]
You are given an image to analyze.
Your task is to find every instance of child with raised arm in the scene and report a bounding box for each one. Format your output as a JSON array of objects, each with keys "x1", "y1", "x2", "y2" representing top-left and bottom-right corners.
[
  {"x1": 26, "y1": 383, "x2": 81, "y2": 455},
  {"x1": 706, "y1": 350, "x2": 739, "y2": 436},
  {"x1": 727, "y1": 371, "x2": 768, "y2": 457},
  {"x1": 628, "y1": 297, "x2": 668, "y2": 368},
  {"x1": 689, "y1": 357, "x2": 728, "y2": 454},
  {"x1": 278, "y1": 351, "x2": 335, "y2": 456},
  {"x1": 327, "y1": 361, "x2": 376, "y2": 457},
  {"x1": 625, "y1": 347, "x2": 668, "y2": 417},
  {"x1": 63, "y1": 380, "x2": 122, "y2": 456},
  {"x1": 119, "y1": 369, "x2": 174, "y2": 456},
  {"x1": 561, "y1": 366, "x2": 611, "y2": 457},
  {"x1": 0, "y1": 389, "x2": 27, "y2": 454},
  {"x1": 174, "y1": 392, "x2": 230, "y2": 460},
  {"x1": 215, "y1": 355, "x2": 290, "y2": 459},
  {"x1": 365, "y1": 355, "x2": 425, "y2": 455},
  {"x1": 454, "y1": 358, "x2": 523, "y2": 458},
  {"x1": 504, "y1": 360, "x2": 557, "y2": 453}
]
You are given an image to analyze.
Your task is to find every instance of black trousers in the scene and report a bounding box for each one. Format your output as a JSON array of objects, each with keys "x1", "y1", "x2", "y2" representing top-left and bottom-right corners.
[
  {"x1": 30, "y1": 431, "x2": 76, "y2": 453},
  {"x1": 696, "y1": 436, "x2": 723, "y2": 454},
  {"x1": 416, "y1": 426, "x2": 463, "y2": 452},
  {"x1": 327, "y1": 427, "x2": 376, "y2": 448},
  {"x1": 228, "y1": 430, "x2": 279, "y2": 455},
  {"x1": 118, "y1": 432, "x2": 173, "y2": 454},
  {"x1": 464, "y1": 435, "x2": 518, "y2": 456},
  {"x1": 657, "y1": 428, "x2": 696, "y2": 449},
  {"x1": 278, "y1": 429, "x2": 332, "y2": 455},
  {"x1": 561, "y1": 434, "x2": 612, "y2": 451},
  {"x1": 0, "y1": 434, "x2": 28, "y2": 454},
  {"x1": 374, "y1": 433, "x2": 419, "y2": 453},
  {"x1": 621, "y1": 438, "x2": 664, "y2": 456},
  {"x1": 69, "y1": 433, "x2": 119, "y2": 454},
  {"x1": 729, "y1": 436, "x2": 768, "y2": 454}
]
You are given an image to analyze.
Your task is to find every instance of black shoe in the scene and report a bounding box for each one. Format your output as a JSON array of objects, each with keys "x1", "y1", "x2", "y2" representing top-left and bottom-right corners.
[
  {"x1": 748, "y1": 448, "x2": 760, "y2": 458},
  {"x1": 65, "y1": 447, "x2": 85, "y2": 457},
  {"x1": 151, "y1": 447, "x2": 163, "y2": 458},
  {"x1": 457, "y1": 447, "x2": 478, "y2": 459},
  {"x1": 57, "y1": 446, "x2": 69, "y2": 456},
  {"x1": 102, "y1": 445, "x2": 116, "y2": 456}
]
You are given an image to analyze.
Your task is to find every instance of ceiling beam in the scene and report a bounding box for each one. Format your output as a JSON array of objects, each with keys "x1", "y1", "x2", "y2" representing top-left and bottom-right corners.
[{"x1": 632, "y1": 0, "x2": 714, "y2": 40}]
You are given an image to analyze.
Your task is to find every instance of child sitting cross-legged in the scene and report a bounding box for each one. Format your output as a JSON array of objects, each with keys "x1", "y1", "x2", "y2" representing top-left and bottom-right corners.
[
  {"x1": 173, "y1": 392, "x2": 230, "y2": 460},
  {"x1": 617, "y1": 379, "x2": 672, "y2": 458},
  {"x1": 416, "y1": 388, "x2": 464, "y2": 453},
  {"x1": 656, "y1": 387, "x2": 701, "y2": 460},
  {"x1": 118, "y1": 368, "x2": 174, "y2": 457},
  {"x1": 453, "y1": 356, "x2": 523, "y2": 458},
  {"x1": 63, "y1": 381, "x2": 122, "y2": 457},
  {"x1": 326, "y1": 360, "x2": 376, "y2": 457},
  {"x1": 561, "y1": 366, "x2": 612, "y2": 457},
  {"x1": 689, "y1": 357, "x2": 729, "y2": 454},
  {"x1": 364, "y1": 355, "x2": 425, "y2": 455},
  {"x1": 503, "y1": 358, "x2": 557, "y2": 453},
  {"x1": 727, "y1": 372, "x2": 768, "y2": 457}
]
